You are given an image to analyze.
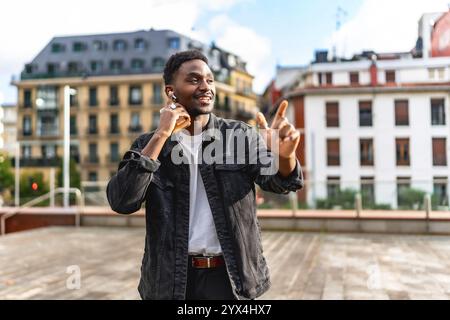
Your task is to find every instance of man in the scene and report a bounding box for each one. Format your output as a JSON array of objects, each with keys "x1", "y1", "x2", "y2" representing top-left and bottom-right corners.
[{"x1": 106, "y1": 50, "x2": 303, "y2": 300}]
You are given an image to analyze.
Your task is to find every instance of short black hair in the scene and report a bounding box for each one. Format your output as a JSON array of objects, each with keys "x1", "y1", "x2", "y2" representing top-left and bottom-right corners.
[{"x1": 163, "y1": 50, "x2": 209, "y2": 85}]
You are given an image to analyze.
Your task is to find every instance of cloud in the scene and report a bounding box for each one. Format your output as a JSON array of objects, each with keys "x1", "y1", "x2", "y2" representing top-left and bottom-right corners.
[
  {"x1": 325, "y1": 0, "x2": 450, "y2": 58},
  {"x1": 0, "y1": 0, "x2": 266, "y2": 102},
  {"x1": 207, "y1": 14, "x2": 274, "y2": 93}
]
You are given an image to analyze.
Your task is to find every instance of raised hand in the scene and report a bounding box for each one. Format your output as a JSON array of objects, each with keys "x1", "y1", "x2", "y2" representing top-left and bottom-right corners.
[{"x1": 255, "y1": 100, "x2": 300, "y2": 159}]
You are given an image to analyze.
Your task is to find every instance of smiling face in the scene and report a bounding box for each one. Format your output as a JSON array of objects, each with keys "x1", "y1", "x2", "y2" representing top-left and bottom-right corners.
[{"x1": 165, "y1": 59, "x2": 216, "y2": 117}]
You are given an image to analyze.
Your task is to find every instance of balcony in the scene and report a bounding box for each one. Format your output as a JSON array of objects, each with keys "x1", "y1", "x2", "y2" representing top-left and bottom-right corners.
[
  {"x1": 84, "y1": 155, "x2": 100, "y2": 164},
  {"x1": 129, "y1": 99, "x2": 142, "y2": 106},
  {"x1": 37, "y1": 124, "x2": 59, "y2": 137},
  {"x1": 86, "y1": 128, "x2": 99, "y2": 135},
  {"x1": 128, "y1": 125, "x2": 143, "y2": 133},
  {"x1": 109, "y1": 98, "x2": 120, "y2": 107},
  {"x1": 12, "y1": 157, "x2": 61, "y2": 167},
  {"x1": 106, "y1": 154, "x2": 121, "y2": 164},
  {"x1": 109, "y1": 127, "x2": 120, "y2": 135}
]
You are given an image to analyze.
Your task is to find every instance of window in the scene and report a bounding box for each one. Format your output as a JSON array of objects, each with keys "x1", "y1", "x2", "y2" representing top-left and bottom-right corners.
[
  {"x1": 152, "y1": 83, "x2": 163, "y2": 104},
  {"x1": 36, "y1": 86, "x2": 58, "y2": 109},
  {"x1": 325, "y1": 72, "x2": 333, "y2": 85},
  {"x1": 360, "y1": 139, "x2": 374, "y2": 166},
  {"x1": 69, "y1": 87, "x2": 78, "y2": 106},
  {"x1": 88, "y1": 172, "x2": 98, "y2": 181},
  {"x1": 23, "y1": 116, "x2": 32, "y2": 136},
  {"x1": 110, "y1": 143, "x2": 120, "y2": 162},
  {"x1": 131, "y1": 59, "x2": 144, "y2": 71},
  {"x1": 109, "y1": 86, "x2": 119, "y2": 106},
  {"x1": 396, "y1": 138, "x2": 410, "y2": 166},
  {"x1": 70, "y1": 145, "x2": 80, "y2": 163},
  {"x1": 152, "y1": 57, "x2": 165, "y2": 72},
  {"x1": 88, "y1": 115, "x2": 97, "y2": 134},
  {"x1": 327, "y1": 177, "x2": 340, "y2": 199},
  {"x1": 433, "y1": 177, "x2": 449, "y2": 207},
  {"x1": 113, "y1": 40, "x2": 127, "y2": 51},
  {"x1": 88, "y1": 144, "x2": 98, "y2": 163},
  {"x1": 110, "y1": 60, "x2": 123, "y2": 72},
  {"x1": 431, "y1": 99, "x2": 446, "y2": 125},
  {"x1": 110, "y1": 114, "x2": 119, "y2": 134},
  {"x1": 90, "y1": 61, "x2": 103, "y2": 73},
  {"x1": 130, "y1": 112, "x2": 141, "y2": 132},
  {"x1": 22, "y1": 145, "x2": 32, "y2": 159},
  {"x1": 361, "y1": 177, "x2": 375, "y2": 206},
  {"x1": 131, "y1": 112, "x2": 140, "y2": 127},
  {"x1": 70, "y1": 116, "x2": 77, "y2": 135},
  {"x1": 89, "y1": 87, "x2": 98, "y2": 106},
  {"x1": 47, "y1": 63, "x2": 58, "y2": 74},
  {"x1": 129, "y1": 86, "x2": 142, "y2": 105},
  {"x1": 327, "y1": 139, "x2": 340, "y2": 166},
  {"x1": 73, "y1": 42, "x2": 86, "y2": 52},
  {"x1": 318, "y1": 73, "x2": 323, "y2": 86},
  {"x1": 41, "y1": 145, "x2": 56, "y2": 159},
  {"x1": 386, "y1": 70, "x2": 396, "y2": 83},
  {"x1": 24, "y1": 90, "x2": 32, "y2": 108},
  {"x1": 168, "y1": 37, "x2": 180, "y2": 49},
  {"x1": 395, "y1": 100, "x2": 409, "y2": 126},
  {"x1": 134, "y1": 38, "x2": 146, "y2": 51},
  {"x1": 68, "y1": 62, "x2": 79, "y2": 74},
  {"x1": 151, "y1": 112, "x2": 160, "y2": 130},
  {"x1": 325, "y1": 102, "x2": 339, "y2": 127},
  {"x1": 51, "y1": 43, "x2": 65, "y2": 53},
  {"x1": 359, "y1": 101, "x2": 373, "y2": 127},
  {"x1": 397, "y1": 177, "x2": 411, "y2": 208},
  {"x1": 350, "y1": 72, "x2": 359, "y2": 85},
  {"x1": 428, "y1": 68, "x2": 445, "y2": 80},
  {"x1": 433, "y1": 138, "x2": 447, "y2": 166},
  {"x1": 93, "y1": 40, "x2": 106, "y2": 51}
]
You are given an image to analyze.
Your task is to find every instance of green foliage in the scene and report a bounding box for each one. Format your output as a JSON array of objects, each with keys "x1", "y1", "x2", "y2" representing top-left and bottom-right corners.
[
  {"x1": 56, "y1": 157, "x2": 81, "y2": 189},
  {"x1": 0, "y1": 153, "x2": 14, "y2": 192},
  {"x1": 20, "y1": 171, "x2": 49, "y2": 205},
  {"x1": 397, "y1": 187, "x2": 426, "y2": 210},
  {"x1": 316, "y1": 188, "x2": 357, "y2": 209}
]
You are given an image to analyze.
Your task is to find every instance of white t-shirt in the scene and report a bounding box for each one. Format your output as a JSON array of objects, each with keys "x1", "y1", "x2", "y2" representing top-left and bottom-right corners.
[{"x1": 178, "y1": 131, "x2": 223, "y2": 255}]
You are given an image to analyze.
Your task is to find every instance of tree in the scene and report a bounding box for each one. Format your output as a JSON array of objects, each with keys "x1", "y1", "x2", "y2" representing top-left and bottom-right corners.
[
  {"x1": 56, "y1": 157, "x2": 81, "y2": 205},
  {"x1": 0, "y1": 153, "x2": 14, "y2": 192},
  {"x1": 20, "y1": 171, "x2": 49, "y2": 205},
  {"x1": 56, "y1": 157, "x2": 81, "y2": 189}
]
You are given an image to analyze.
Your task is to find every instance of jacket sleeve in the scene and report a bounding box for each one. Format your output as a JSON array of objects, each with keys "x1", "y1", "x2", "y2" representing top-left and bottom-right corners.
[
  {"x1": 245, "y1": 127, "x2": 304, "y2": 195},
  {"x1": 106, "y1": 135, "x2": 161, "y2": 214}
]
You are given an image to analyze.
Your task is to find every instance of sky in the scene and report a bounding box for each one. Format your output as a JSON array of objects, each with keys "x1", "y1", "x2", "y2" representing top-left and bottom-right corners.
[{"x1": 1, "y1": 0, "x2": 450, "y2": 104}]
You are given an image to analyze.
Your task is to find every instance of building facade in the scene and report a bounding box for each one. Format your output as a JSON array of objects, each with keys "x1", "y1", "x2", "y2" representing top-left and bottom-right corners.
[
  {"x1": 12, "y1": 29, "x2": 258, "y2": 183},
  {"x1": 265, "y1": 11, "x2": 450, "y2": 209},
  {"x1": 0, "y1": 103, "x2": 17, "y2": 157}
]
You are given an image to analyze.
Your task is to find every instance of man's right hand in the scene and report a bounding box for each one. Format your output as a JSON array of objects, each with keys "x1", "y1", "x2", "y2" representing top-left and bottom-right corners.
[{"x1": 156, "y1": 102, "x2": 191, "y2": 138}]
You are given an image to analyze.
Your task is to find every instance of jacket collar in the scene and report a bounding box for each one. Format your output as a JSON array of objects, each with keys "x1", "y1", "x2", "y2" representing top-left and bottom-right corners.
[{"x1": 161, "y1": 113, "x2": 221, "y2": 158}]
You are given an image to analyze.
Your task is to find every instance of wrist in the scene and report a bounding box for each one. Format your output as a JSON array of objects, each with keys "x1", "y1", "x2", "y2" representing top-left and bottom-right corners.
[{"x1": 154, "y1": 129, "x2": 171, "y2": 140}]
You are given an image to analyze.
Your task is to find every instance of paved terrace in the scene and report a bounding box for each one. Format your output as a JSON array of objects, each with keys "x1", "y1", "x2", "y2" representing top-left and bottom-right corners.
[{"x1": 2, "y1": 227, "x2": 450, "y2": 299}]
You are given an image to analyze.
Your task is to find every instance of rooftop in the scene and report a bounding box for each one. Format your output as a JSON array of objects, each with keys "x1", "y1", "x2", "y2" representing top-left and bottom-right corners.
[{"x1": 1, "y1": 226, "x2": 450, "y2": 299}]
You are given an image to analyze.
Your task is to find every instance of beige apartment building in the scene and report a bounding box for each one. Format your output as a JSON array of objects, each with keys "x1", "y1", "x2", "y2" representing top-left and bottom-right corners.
[{"x1": 12, "y1": 29, "x2": 258, "y2": 183}]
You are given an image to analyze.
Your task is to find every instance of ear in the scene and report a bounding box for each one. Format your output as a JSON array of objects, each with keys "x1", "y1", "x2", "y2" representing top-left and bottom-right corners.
[{"x1": 165, "y1": 85, "x2": 174, "y2": 98}]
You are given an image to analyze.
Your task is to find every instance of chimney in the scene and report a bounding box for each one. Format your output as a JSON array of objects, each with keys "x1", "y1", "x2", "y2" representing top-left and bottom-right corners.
[{"x1": 370, "y1": 55, "x2": 378, "y2": 86}]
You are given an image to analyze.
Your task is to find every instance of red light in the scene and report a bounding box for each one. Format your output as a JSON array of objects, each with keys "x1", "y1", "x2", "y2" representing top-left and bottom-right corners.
[{"x1": 31, "y1": 182, "x2": 38, "y2": 191}]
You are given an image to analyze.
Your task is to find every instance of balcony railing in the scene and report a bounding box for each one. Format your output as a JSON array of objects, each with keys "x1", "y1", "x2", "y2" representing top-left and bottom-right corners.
[
  {"x1": 12, "y1": 157, "x2": 61, "y2": 167},
  {"x1": 128, "y1": 125, "x2": 143, "y2": 133},
  {"x1": 37, "y1": 125, "x2": 59, "y2": 137},
  {"x1": 109, "y1": 127, "x2": 120, "y2": 135},
  {"x1": 106, "y1": 154, "x2": 121, "y2": 163},
  {"x1": 86, "y1": 128, "x2": 98, "y2": 135},
  {"x1": 84, "y1": 155, "x2": 100, "y2": 164}
]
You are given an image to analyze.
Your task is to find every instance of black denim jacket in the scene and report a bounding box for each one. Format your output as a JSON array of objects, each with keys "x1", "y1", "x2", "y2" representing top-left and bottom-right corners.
[{"x1": 106, "y1": 113, "x2": 304, "y2": 300}]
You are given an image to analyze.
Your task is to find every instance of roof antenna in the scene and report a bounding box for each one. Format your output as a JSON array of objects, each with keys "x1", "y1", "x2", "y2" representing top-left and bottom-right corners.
[{"x1": 333, "y1": 6, "x2": 348, "y2": 61}]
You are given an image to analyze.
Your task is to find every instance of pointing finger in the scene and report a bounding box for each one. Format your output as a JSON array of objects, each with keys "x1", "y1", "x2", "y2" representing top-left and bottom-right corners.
[{"x1": 256, "y1": 112, "x2": 269, "y2": 129}]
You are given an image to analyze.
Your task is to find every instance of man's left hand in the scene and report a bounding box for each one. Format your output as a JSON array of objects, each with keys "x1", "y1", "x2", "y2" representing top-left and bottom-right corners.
[{"x1": 255, "y1": 100, "x2": 300, "y2": 159}]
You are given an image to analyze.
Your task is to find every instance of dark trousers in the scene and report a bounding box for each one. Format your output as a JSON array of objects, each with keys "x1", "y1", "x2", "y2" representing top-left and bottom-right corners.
[{"x1": 185, "y1": 256, "x2": 236, "y2": 300}]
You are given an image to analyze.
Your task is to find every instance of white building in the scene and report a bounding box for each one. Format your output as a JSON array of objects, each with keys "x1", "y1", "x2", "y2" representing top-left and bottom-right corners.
[
  {"x1": 0, "y1": 104, "x2": 18, "y2": 156},
  {"x1": 267, "y1": 11, "x2": 450, "y2": 209}
]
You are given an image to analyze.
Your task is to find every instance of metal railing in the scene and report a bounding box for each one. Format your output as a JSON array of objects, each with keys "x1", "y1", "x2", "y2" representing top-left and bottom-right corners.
[{"x1": 0, "y1": 188, "x2": 84, "y2": 236}]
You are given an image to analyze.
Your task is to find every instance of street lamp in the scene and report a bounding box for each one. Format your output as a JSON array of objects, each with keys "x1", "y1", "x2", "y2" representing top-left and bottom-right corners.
[{"x1": 63, "y1": 86, "x2": 76, "y2": 208}]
